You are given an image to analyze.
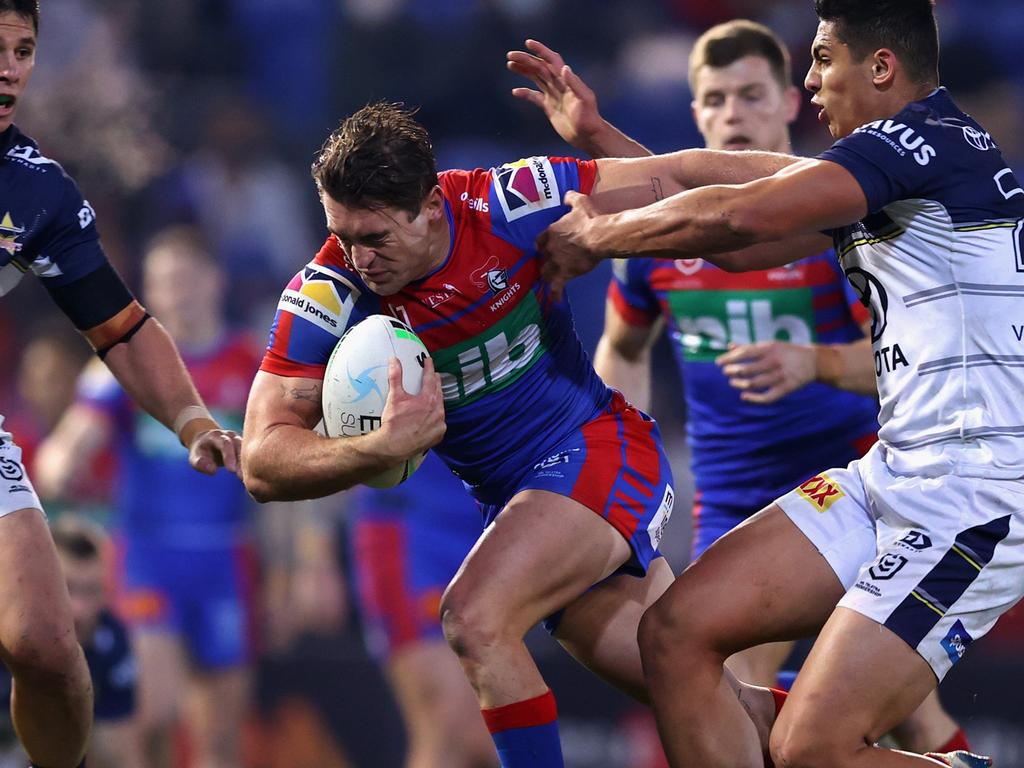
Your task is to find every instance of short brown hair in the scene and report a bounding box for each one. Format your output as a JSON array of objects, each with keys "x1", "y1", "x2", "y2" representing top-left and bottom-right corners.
[
  {"x1": 0, "y1": 0, "x2": 38, "y2": 33},
  {"x1": 688, "y1": 20, "x2": 792, "y2": 92},
  {"x1": 312, "y1": 101, "x2": 438, "y2": 215},
  {"x1": 144, "y1": 225, "x2": 215, "y2": 268}
]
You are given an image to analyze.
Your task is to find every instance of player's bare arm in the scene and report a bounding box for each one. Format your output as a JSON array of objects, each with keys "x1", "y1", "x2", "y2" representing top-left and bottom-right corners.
[
  {"x1": 94, "y1": 312, "x2": 242, "y2": 475},
  {"x1": 592, "y1": 299, "x2": 663, "y2": 412},
  {"x1": 539, "y1": 157, "x2": 863, "y2": 292},
  {"x1": 242, "y1": 358, "x2": 445, "y2": 502}
]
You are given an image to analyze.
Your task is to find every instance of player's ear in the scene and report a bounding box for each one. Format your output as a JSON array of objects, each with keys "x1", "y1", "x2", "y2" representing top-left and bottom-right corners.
[
  {"x1": 421, "y1": 186, "x2": 445, "y2": 221},
  {"x1": 870, "y1": 49, "x2": 897, "y2": 88}
]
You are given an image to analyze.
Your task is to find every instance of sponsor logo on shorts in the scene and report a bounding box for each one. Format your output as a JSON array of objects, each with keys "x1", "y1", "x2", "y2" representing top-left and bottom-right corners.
[
  {"x1": 533, "y1": 449, "x2": 578, "y2": 471},
  {"x1": 7, "y1": 484, "x2": 31, "y2": 494},
  {"x1": 796, "y1": 472, "x2": 845, "y2": 512},
  {"x1": 649, "y1": 485, "x2": 675, "y2": 550},
  {"x1": 854, "y1": 580, "x2": 882, "y2": 597},
  {"x1": 868, "y1": 552, "x2": 908, "y2": 581},
  {"x1": 940, "y1": 620, "x2": 973, "y2": 665},
  {"x1": 898, "y1": 530, "x2": 932, "y2": 551}
]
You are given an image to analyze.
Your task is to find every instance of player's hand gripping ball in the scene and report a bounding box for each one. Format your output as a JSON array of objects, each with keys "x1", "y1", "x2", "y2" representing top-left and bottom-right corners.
[{"x1": 322, "y1": 315, "x2": 430, "y2": 488}]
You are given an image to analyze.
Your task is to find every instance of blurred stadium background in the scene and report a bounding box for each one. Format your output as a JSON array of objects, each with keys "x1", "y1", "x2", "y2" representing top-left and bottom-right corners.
[{"x1": 3, "y1": 0, "x2": 1022, "y2": 766}]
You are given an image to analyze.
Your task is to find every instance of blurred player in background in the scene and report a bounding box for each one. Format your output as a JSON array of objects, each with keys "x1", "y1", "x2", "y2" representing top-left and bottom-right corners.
[
  {"x1": 347, "y1": 452, "x2": 497, "y2": 767},
  {"x1": 0, "y1": 516, "x2": 144, "y2": 768},
  {"x1": 537, "y1": 0, "x2": 1021, "y2": 765},
  {"x1": 0, "y1": 3, "x2": 240, "y2": 766},
  {"x1": 35, "y1": 227, "x2": 258, "y2": 768},
  {"x1": 509, "y1": 21, "x2": 971, "y2": 757}
]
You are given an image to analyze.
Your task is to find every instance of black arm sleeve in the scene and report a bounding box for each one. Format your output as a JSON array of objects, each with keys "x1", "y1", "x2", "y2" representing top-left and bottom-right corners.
[{"x1": 43, "y1": 261, "x2": 136, "y2": 331}]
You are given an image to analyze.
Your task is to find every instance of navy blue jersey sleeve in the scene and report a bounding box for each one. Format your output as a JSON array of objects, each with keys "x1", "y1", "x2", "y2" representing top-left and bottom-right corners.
[
  {"x1": 487, "y1": 156, "x2": 597, "y2": 250},
  {"x1": 29, "y1": 170, "x2": 108, "y2": 287},
  {"x1": 819, "y1": 114, "x2": 944, "y2": 214},
  {"x1": 820, "y1": 89, "x2": 1024, "y2": 222}
]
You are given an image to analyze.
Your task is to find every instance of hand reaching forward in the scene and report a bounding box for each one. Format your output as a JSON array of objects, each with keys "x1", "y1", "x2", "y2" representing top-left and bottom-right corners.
[
  {"x1": 506, "y1": 38, "x2": 602, "y2": 149},
  {"x1": 536, "y1": 190, "x2": 607, "y2": 300}
]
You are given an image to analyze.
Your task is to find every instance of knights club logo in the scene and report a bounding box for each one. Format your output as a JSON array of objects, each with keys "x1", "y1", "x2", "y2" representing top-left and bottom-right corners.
[
  {"x1": 0, "y1": 212, "x2": 25, "y2": 257},
  {"x1": 471, "y1": 255, "x2": 508, "y2": 294}
]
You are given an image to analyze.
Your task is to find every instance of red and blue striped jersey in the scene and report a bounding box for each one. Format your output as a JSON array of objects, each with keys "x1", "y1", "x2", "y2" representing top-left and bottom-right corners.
[
  {"x1": 79, "y1": 332, "x2": 258, "y2": 547},
  {"x1": 261, "y1": 157, "x2": 611, "y2": 502},
  {"x1": 610, "y1": 253, "x2": 880, "y2": 507}
]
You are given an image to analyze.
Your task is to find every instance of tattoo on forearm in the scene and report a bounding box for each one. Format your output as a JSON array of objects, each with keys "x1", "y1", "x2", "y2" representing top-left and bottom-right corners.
[
  {"x1": 650, "y1": 176, "x2": 665, "y2": 201},
  {"x1": 283, "y1": 382, "x2": 321, "y2": 404}
]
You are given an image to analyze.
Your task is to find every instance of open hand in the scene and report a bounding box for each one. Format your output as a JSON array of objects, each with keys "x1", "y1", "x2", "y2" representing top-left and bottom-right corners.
[{"x1": 506, "y1": 39, "x2": 602, "y2": 149}]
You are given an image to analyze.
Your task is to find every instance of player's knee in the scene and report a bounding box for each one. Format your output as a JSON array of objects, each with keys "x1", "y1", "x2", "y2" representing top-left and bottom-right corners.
[
  {"x1": 439, "y1": 586, "x2": 503, "y2": 662},
  {"x1": 769, "y1": 720, "x2": 847, "y2": 768},
  {"x1": 638, "y1": 594, "x2": 696, "y2": 672},
  {"x1": 4, "y1": 617, "x2": 84, "y2": 687}
]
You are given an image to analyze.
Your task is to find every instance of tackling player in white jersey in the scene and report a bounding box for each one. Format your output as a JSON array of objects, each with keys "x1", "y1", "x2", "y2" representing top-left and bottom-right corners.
[{"x1": 538, "y1": 0, "x2": 1022, "y2": 766}]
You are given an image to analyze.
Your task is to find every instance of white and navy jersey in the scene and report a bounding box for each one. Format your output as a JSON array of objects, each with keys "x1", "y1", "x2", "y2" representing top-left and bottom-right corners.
[
  {"x1": 0, "y1": 125, "x2": 106, "y2": 295},
  {"x1": 1, "y1": 125, "x2": 138, "y2": 358},
  {"x1": 820, "y1": 88, "x2": 1024, "y2": 479}
]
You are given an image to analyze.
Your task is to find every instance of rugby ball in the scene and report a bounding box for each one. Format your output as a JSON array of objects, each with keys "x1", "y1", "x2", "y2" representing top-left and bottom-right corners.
[{"x1": 322, "y1": 315, "x2": 430, "y2": 488}]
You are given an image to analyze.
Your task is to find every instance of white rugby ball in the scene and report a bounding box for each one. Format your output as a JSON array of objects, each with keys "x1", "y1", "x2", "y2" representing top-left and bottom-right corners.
[{"x1": 322, "y1": 315, "x2": 430, "y2": 488}]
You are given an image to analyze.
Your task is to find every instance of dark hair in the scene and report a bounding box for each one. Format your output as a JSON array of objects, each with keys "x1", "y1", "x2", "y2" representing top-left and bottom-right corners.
[
  {"x1": 689, "y1": 20, "x2": 792, "y2": 92},
  {"x1": 815, "y1": 0, "x2": 939, "y2": 85},
  {"x1": 0, "y1": 0, "x2": 38, "y2": 33},
  {"x1": 312, "y1": 101, "x2": 438, "y2": 215},
  {"x1": 51, "y1": 516, "x2": 105, "y2": 561}
]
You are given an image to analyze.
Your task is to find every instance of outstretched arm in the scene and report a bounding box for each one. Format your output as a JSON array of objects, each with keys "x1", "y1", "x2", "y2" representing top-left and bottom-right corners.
[{"x1": 539, "y1": 158, "x2": 863, "y2": 293}]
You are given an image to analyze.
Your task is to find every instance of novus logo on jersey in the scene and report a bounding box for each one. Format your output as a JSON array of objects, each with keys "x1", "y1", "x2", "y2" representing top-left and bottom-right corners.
[
  {"x1": 667, "y1": 289, "x2": 814, "y2": 362},
  {"x1": 855, "y1": 120, "x2": 936, "y2": 166},
  {"x1": 432, "y1": 293, "x2": 546, "y2": 407},
  {"x1": 493, "y1": 157, "x2": 560, "y2": 222}
]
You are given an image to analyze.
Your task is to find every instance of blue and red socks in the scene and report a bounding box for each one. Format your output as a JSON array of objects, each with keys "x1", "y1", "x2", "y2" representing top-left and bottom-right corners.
[
  {"x1": 936, "y1": 729, "x2": 971, "y2": 754},
  {"x1": 481, "y1": 689, "x2": 564, "y2": 768}
]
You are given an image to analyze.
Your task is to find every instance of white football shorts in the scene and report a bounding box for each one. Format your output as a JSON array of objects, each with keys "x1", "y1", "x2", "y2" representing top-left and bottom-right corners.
[
  {"x1": 776, "y1": 441, "x2": 1024, "y2": 680},
  {"x1": 0, "y1": 416, "x2": 43, "y2": 518}
]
